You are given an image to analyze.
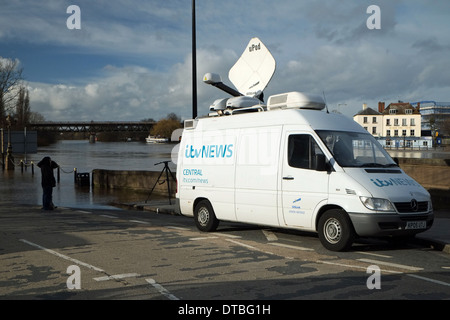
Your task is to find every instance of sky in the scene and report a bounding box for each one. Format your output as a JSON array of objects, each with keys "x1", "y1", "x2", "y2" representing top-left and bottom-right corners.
[{"x1": 1, "y1": 0, "x2": 450, "y2": 122}]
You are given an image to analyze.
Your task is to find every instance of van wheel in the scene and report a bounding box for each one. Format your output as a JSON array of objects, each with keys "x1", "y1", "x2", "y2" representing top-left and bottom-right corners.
[
  {"x1": 318, "y1": 209, "x2": 355, "y2": 251},
  {"x1": 194, "y1": 200, "x2": 219, "y2": 232}
]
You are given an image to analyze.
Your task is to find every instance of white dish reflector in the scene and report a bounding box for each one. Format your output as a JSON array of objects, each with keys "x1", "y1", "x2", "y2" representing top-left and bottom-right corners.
[{"x1": 229, "y1": 37, "x2": 276, "y2": 98}]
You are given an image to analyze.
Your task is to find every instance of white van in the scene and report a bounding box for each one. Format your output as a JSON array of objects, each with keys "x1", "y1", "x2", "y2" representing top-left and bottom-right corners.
[{"x1": 176, "y1": 39, "x2": 433, "y2": 251}]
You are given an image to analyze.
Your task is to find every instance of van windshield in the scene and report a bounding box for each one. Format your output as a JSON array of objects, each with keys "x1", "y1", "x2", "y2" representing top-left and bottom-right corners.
[{"x1": 316, "y1": 130, "x2": 397, "y2": 168}]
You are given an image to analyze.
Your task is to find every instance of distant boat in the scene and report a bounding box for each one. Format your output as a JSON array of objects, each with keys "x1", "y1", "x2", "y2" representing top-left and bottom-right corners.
[{"x1": 146, "y1": 135, "x2": 169, "y2": 144}]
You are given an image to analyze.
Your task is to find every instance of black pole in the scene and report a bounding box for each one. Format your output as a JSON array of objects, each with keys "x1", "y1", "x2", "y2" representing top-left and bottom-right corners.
[{"x1": 192, "y1": 0, "x2": 198, "y2": 119}]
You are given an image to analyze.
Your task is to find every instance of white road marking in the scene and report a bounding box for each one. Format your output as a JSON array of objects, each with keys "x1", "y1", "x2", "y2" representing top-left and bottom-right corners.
[
  {"x1": 100, "y1": 214, "x2": 118, "y2": 219},
  {"x1": 129, "y1": 220, "x2": 149, "y2": 224},
  {"x1": 317, "y1": 260, "x2": 402, "y2": 274},
  {"x1": 146, "y1": 278, "x2": 179, "y2": 300},
  {"x1": 269, "y1": 242, "x2": 314, "y2": 251},
  {"x1": 189, "y1": 236, "x2": 219, "y2": 241},
  {"x1": 357, "y1": 258, "x2": 423, "y2": 271},
  {"x1": 165, "y1": 226, "x2": 190, "y2": 231},
  {"x1": 355, "y1": 251, "x2": 392, "y2": 258},
  {"x1": 407, "y1": 274, "x2": 450, "y2": 287},
  {"x1": 94, "y1": 273, "x2": 140, "y2": 282},
  {"x1": 262, "y1": 230, "x2": 278, "y2": 241},
  {"x1": 225, "y1": 239, "x2": 274, "y2": 255},
  {"x1": 226, "y1": 239, "x2": 259, "y2": 250},
  {"x1": 215, "y1": 233, "x2": 241, "y2": 239},
  {"x1": 19, "y1": 239, "x2": 104, "y2": 272},
  {"x1": 76, "y1": 210, "x2": 92, "y2": 214}
]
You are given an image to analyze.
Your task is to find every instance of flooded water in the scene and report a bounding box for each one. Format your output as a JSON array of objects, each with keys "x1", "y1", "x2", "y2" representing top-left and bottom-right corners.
[
  {"x1": 1, "y1": 140, "x2": 178, "y2": 210},
  {"x1": 387, "y1": 148, "x2": 450, "y2": 159}
]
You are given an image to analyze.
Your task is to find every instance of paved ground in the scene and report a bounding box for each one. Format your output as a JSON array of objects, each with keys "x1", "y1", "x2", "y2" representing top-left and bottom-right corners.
[{"x1": 118, "y1": 199, "x2": 450, "y2": 254}]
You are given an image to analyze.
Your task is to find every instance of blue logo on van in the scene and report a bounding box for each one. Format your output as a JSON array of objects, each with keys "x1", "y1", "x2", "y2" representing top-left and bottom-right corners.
[
  {"x1": 370, "y1": 178, "x2": 419, "y2": 188},
  {"x1": 185, "y1": 144, "x2": 233, "y2": 159}
]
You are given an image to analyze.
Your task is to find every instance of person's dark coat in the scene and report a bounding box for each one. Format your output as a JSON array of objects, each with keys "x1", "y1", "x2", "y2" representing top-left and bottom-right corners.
[{"x1": 37, "y1": 156, "x2": 59, "y2": 187}]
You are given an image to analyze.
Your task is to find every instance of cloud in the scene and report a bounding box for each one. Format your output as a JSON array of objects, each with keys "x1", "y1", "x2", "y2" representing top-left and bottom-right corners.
[
  {"x1": 26, "y1": 48, "x2": 239, "y2": 121},
  {"x1": 4, "y1": 0, "x2": 450, "y2": 123}
]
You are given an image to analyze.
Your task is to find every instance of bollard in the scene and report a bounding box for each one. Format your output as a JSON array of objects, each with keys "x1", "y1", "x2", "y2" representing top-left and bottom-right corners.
[
  {"x1": 75, "y1": 172, "x2": 90, "y2": 187},
  {"x1": 21, "y1": 160, "x2": 24, "y2": 173},
  {"x1": 74, "y1": 168, "x2": 77, "y2": 183},
  {"x1": 31, "y1": 162, "x2": 34, "y2": 175}
]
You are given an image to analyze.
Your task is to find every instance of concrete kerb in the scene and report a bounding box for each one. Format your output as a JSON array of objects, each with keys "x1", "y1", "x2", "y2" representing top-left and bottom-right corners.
[
  {"x1": 429, "y1": 239, "x2": 450, "y2": 254},
  {"x1": 113, "y1": 199, "x2": 181, "y2": 215},
  {"x1": 415, "y1": 235, "x2": 450, "y2": 255}
]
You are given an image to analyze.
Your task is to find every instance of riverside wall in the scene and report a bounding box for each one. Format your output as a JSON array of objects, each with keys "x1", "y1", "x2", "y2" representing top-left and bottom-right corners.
[
  {"x1": 397, "y1": 158, "x2": 449, "y2": 209},
  {"x1": 92, "y1": 169, "x2": 177, "y2": 197},
  {"x1": 92, "y1": 158, "x2": 449, "y2": 209}
]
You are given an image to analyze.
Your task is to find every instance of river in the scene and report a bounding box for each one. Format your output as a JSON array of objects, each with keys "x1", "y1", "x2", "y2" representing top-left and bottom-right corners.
[{"x1": 1, "y1": 140, "x2": 178, "y2": 210}]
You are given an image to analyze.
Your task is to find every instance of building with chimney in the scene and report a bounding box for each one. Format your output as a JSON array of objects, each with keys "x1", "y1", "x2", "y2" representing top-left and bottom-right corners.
[
  {"x1": 354, "y1": 102, "x2": 432, "y2": 148},
  {"x1": 352, "y1": 103, "x2": 383, "y2": 136},
  {"x1": 381, "y1": 102, "x2": 421, "y2": 139}
]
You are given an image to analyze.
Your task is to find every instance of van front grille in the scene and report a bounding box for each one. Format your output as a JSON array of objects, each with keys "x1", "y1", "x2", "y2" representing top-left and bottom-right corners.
[{"x1": 394, "y1": 201, "x2": 428, "y2": 213}]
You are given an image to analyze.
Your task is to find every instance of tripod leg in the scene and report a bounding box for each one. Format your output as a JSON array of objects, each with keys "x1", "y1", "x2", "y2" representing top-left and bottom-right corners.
[
  {"x1": 166, "y1": 166, "x2": 177, "y2": 205},
  {"x1": 145, "y1": 167, "x2": 166, "y2": 203},
  {"x1": 165, "y1": 164, "x2": 171, "y2": 205},
  {"x1": 167, "y1": 167, "x2": 176, "y2": 182}
]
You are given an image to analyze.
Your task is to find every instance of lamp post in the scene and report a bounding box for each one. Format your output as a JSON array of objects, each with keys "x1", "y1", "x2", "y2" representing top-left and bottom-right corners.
[
  {"x1": 1, "y1": 127, "x2": 4, "y2": 170},
  {"x1": 5, "y1": 114, "x2": 14, "y2": 170},
  {"x1": 192, "y1": 0, "x2": 197, "y2": 119}
]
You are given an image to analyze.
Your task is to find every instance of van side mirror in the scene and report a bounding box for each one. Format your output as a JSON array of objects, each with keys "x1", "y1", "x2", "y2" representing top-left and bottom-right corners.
[{"x1": 314, "y1": 154, "x2": 327, "y2": 171}]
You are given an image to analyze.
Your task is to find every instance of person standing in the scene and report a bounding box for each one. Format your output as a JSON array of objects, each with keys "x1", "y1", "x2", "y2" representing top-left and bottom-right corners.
[{"x1": 37, "y1": 156, "x2": 59, "y2": 210}]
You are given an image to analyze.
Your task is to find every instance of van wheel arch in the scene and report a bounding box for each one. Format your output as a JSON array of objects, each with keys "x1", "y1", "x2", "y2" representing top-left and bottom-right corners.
[
  {"x1": 193, "y1": 199, "x2": 219, "y2": 232},
  {"x1": 316, "y1": 207, "x2": 356, "y2": 252},
  {"x1": 315, "y1": 205, "x2": 345, "y2": 230}
]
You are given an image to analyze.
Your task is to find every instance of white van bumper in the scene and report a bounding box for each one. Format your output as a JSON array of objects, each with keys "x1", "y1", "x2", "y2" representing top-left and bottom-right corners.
[{"x1": 348, "y1": 211, "x2": 434, "y2": 237}]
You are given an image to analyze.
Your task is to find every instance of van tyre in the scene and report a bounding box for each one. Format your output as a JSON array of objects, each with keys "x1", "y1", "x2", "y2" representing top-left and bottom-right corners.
[
  {"x1": 194, "y1": 200, "x2": 219, "y2": 232},
  {"x1": 318, "y1": 209, "x2": 355, "y2": 251}
]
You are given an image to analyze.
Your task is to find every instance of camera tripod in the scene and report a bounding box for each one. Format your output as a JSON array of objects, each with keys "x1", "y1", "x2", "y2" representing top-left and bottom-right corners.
[{"x1": 145, "y1": 160, "x2": 176, "y2": 204}]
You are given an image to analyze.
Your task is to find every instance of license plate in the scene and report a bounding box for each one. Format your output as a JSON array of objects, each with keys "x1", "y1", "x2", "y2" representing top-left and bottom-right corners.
[{"x1": 405, "y1": 221, "x2": 426, "y2": 230}]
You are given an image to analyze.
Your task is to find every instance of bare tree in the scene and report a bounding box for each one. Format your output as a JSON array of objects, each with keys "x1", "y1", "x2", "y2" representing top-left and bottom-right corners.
[
  {"x1": 0, "y1": 58, "x2": 23, "y2": 126},
  {"x1": 15, "y1": 85, "x2": 30, "y2": 128},
  {"x1": 28, "y1": 111, "x2": 45, "y2": 124}
]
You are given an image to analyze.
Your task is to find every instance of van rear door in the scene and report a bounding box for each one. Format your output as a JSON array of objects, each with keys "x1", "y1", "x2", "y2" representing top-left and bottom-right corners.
[{"x1": 281, "y1": 129, "x2": 329, "y2": 228}]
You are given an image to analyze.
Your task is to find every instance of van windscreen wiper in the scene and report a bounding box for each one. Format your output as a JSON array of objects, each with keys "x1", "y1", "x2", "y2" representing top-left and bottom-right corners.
[
  {"x1": 383, "y1": 163, "x2": 399, "y2": 167},
  {"x1": 358, "y1": 163, "x2": 399, "y2": 168},
  {"x1": 358, "y1": 163, "x2": 385, "y2": 167}
]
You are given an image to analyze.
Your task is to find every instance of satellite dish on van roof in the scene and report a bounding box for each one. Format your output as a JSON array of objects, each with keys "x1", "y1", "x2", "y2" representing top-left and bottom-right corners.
[{"x1": 229, "y1": 37, "x2": 276, "y2": 99}]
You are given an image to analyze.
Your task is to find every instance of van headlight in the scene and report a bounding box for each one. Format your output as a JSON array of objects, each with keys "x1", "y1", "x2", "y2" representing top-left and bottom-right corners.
[{"x1": 360, "y1": 197, "x2": 395, "y2": 212}]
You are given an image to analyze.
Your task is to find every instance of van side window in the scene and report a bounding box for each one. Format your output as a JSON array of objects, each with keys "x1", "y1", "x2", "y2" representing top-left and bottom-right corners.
[{"x1": 288, "y1": 135, "x2": 324, "y2": 169}]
